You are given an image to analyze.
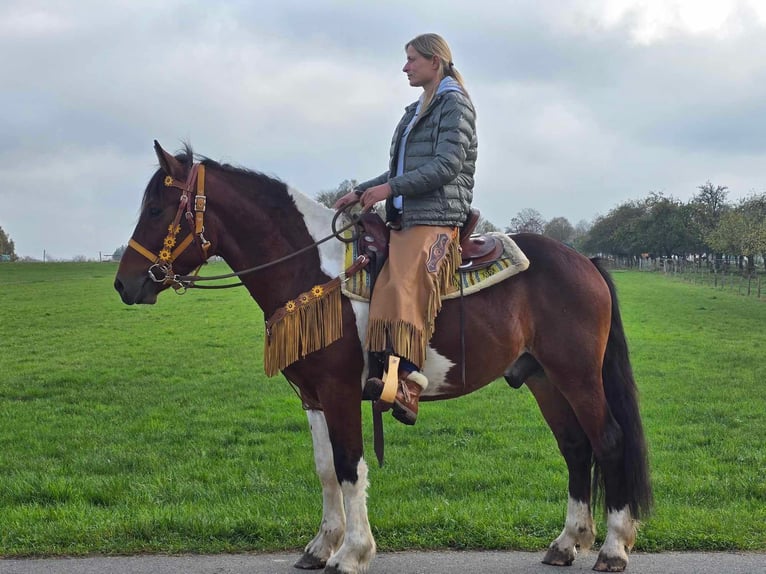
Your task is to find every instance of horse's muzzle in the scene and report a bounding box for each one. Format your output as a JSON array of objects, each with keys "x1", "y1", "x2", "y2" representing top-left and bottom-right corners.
[{"x1": 114, "y1": 275, "x2": 158, "y2": 305}]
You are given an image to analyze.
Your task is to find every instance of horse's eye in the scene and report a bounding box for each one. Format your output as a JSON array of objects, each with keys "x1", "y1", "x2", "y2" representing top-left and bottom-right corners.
[{"x1": 148, "y1": 207, "x2": 163, "y2": 217}]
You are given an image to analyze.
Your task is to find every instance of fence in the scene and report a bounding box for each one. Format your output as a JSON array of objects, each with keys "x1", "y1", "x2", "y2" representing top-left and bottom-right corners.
[{"x1": 625, "y1": 257, "x2": 764, "y2": 299}]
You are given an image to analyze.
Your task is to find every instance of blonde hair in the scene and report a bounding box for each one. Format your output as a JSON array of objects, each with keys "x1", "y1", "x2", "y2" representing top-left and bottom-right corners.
[{"x1": 406, "y1": 33, "x2": 470, "y2": 110}]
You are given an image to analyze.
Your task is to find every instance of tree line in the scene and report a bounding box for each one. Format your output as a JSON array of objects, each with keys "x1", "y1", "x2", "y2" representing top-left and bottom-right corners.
[
  {"x1": 580, "y1": 183, "x2": 765, "y2": 272},
  {"x1": 499, "y1": 182, "x2": 766, "y2": 273},
  {"x1": 0, "y1": 226, "x2": 16, "y2": 261}
]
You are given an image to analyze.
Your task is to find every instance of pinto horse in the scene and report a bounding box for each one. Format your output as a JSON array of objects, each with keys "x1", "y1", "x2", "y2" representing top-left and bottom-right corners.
[{"x1": 115, "y1": 142, "x2": 652, "y2": 574}]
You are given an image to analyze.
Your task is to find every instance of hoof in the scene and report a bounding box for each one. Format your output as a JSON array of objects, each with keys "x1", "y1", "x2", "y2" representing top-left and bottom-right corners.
[
  {"x1": 294, "y1": 552, "x2": 326, "y2": 570},
  {"x1": 593, "y1": 555, "x2": 628, "y2": 572},
  {"x1": 323, "y1": 565, "x2": 344, "y2": 574},
  {"x1": 543, "y1": 543, "x2": 575, "y2": 566}
]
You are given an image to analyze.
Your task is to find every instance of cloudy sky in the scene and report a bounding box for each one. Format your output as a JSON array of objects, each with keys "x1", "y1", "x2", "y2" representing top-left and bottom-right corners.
[{"x1": 2, "y1": 0, "x2": 766, "y2": 260}]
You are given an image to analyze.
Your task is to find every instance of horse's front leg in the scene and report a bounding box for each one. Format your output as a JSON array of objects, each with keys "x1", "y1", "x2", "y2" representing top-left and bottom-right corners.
[
  {"x1": 295, "y1": 410, "x2": 346, "y2": 570},
  {"x1": 321, "y1": 396, "x2": 375, "y2": 574}
]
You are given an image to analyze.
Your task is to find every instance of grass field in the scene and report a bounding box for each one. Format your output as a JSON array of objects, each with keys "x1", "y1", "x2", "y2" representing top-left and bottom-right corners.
[{"x1": 0, "y1": 262, "x2": 764, "y2": 556}]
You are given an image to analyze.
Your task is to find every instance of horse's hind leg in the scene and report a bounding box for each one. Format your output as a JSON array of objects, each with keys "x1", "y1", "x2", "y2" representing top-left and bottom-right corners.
[
  {"x1": 548, "y1": 372, "x2": 637, "y2": 572},
  {"x1": 295, "y1": 410, "x2": 346, "y2": 570},
  {"x1": 526, "y1": 377, "x2": 596, "y2": 567}
]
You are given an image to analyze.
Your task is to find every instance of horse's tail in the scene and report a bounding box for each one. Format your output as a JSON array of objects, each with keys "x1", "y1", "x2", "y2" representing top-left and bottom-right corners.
[{"x1": 591, "y1": 259, "x2": 653, "y2": 519}]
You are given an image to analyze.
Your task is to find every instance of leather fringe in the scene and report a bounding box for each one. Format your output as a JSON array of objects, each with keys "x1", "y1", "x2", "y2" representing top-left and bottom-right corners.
[
  {"x1": 264, "y1": 278, "x2": 343, "y2": 376},
  {"x1": 367, "y1": 318, "x2": 426, "y2": 369},
  {"x1": 427, "y1": 235, "x2": 461, "y2": 335},
  {"x1": 366, "y1": 235, "x2": 461, "y2": 367}
]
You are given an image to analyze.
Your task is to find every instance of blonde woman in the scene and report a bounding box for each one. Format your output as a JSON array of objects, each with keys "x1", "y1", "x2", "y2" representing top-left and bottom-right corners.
[{"x1": 335, "y1": 33, "x2": 477, "y2": 425}]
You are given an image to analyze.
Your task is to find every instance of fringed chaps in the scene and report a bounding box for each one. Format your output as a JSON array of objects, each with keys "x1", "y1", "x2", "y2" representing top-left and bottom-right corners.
[{"x1": 366, "y1": 225, "x2": 460, "y2": 368}]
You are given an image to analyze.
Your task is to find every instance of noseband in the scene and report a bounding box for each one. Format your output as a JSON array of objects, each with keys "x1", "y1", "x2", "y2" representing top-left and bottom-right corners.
[{"x1": 128, "y1": 163, "x2": 210, "y2": 290}]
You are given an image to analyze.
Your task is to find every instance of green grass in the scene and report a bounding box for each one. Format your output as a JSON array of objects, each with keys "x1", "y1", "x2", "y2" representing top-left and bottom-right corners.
[{"x1": 0, "y1": 263, "x2": 764, "y2": 556}]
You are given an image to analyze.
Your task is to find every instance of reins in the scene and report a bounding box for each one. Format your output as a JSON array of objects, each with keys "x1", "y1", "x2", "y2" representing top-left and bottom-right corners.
[{"x1": 173, "y1": 209, "x2": 359, "y2": 290}]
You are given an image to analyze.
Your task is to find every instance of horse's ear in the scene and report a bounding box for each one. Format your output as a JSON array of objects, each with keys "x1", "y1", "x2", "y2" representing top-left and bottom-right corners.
[{"x1": 153, "y1": 140, "x2": 184, "y2": 180}]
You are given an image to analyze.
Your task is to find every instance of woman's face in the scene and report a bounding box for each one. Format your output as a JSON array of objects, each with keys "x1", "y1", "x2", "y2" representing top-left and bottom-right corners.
[{"x1": 402, "y1": 45, "x2": 439, "y2": 89}]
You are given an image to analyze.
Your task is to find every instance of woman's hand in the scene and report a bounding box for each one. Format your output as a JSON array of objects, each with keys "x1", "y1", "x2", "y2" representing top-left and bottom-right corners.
[
  {"x1": 333, "y1": 190, "x2": 360, "y2": 211},
  {"x1": 359, "y1": 183, "x2": 392, "y2": 212}
]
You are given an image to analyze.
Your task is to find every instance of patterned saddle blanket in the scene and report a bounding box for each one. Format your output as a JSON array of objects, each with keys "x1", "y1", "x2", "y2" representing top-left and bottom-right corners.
[{"x1": 341, "y1": 230, "x2": 530, "y2": 302}]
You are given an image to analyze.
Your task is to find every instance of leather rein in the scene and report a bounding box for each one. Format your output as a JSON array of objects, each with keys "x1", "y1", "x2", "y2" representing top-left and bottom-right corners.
[{"x1": 127, "y1": 162, "x2": 360, "y2": 293}]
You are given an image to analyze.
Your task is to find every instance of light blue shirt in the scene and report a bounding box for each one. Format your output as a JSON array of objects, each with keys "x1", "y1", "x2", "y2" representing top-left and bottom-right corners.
[{"x1": 393, "y1": 76, "x2": 463, "y2": 211}]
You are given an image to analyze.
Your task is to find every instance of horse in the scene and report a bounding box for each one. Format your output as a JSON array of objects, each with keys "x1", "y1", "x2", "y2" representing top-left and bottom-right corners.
[{"x1": 114, "y1": 142, "x2": 652, "y2": 574}]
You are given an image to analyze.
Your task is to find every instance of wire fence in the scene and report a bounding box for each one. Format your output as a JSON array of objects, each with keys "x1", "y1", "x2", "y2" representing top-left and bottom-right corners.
[{"x1": 604, "y1": 256, "x2": 764, "y2": 300}]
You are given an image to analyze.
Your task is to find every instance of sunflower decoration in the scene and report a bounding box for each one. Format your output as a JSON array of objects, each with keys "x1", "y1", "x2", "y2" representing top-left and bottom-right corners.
[
  {"x1": 167, "y1": 224, "x2": 181, "y2": 234},
  {"x1": 164, "y1": 176, "x2": 174, "y2": 187},
  {"x1": 311, "y1": 285, "x2": 324, "y2": 298},
  {"x1": 299, "y1": 293, "x2": 311, "y2": 305},
  {"x1": 163, "y1": 236, "x2": 177, "y2": 249},
  {"x1": 284, "y1": 300, "x2": 297, "y2": 313},
  {"x1": 159, "y1": 248, "x2": 172, "y2": 262}
]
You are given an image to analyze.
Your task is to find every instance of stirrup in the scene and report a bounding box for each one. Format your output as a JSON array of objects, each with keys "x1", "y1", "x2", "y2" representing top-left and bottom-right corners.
[{"x1": 379, "y1": 355, "x2": 400, "y2": 405}]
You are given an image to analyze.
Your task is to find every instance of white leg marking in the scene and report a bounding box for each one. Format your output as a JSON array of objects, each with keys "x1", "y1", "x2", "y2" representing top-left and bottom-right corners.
[
  {"x1": 350, "y1": 300, "x2": 370, "y2": 384},
  {"x1": 326, "y1": 459, "x2": 376, "y2": 574},
  {"x1": 548, "y1": 496, "x2": 596, "y2": 563},
  {"x1": 597, "y1": 506, "x2": 636, "y2": 568},
  {"x1": 303, "y1": 410, "x2": 345, "y2": 563}
]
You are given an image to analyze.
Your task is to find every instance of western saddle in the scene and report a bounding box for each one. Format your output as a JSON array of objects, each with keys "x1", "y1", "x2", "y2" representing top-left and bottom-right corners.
[{"x1": 355, "y1": 208, "x2": 503, "y2": 276}]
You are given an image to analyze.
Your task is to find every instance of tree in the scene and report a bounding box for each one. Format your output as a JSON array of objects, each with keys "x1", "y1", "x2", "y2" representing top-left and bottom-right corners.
[
  {"x1": 475, "y1": 216, "x2": 499, "y2": 234},
  {"x1": 316, "y1": 179, "x2": 358, "y2": 209},
  {"x1": 637, "y1": 194, "x2": 696, "y2": 258},
  {"x1": 113, "y1": 245, "x2": 127, "y2": 260},
  {"x1": 506, "y1": 208, "x2": 545, "y2": 234},
  {"x1": 543, "y1": 216, "x2": 574, "y2": 243},
  {"x1": 686, "y1": 181, "x2": 729, "y2": 259},
  {"x1": 571, "y1": 219, "x2": 592, "y2": 251},
  {"x1": 708, "y1": 210, "x2": 746, "y2": 267},
  {"x1": 739, "y1": 193, "x2": 766, "y2": 270},
  {"x1": 691, "y1": 181, "x2": 728, "y2": 234},
  {"x1": 709, "y1": 193, "x2": 766, "y2": 272},
  {"x1": 581, "y1": 201, "x2": 645, "y2": 257},
  {"x1": 0, "y1": 226, "x2": 17, "y2": 261}
]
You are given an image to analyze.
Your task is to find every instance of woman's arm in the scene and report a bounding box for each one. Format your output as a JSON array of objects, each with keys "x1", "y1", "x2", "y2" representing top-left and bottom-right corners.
[{"x1": 333, "y1": 171, "x2": 390, "y2": 210}]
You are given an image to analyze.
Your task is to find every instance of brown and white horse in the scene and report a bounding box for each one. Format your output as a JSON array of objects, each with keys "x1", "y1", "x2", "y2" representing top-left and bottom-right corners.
[{"x1": 115, "y1": 142, "x2": 652, "y2": 574}]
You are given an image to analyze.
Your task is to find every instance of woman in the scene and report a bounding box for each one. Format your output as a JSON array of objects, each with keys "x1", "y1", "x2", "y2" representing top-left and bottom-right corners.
[{"x1": 335, "y1": 33, "x2": 477, "y2": 425}]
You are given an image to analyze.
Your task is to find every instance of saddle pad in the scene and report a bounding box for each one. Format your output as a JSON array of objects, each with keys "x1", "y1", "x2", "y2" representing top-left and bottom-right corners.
[{"x1": 341, "y1": 232, "x2": 530, "y2": 302}]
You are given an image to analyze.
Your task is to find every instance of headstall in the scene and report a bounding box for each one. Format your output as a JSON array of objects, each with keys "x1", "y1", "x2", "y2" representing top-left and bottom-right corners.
[
  {"x1": 127, "y1": 169, "x2": 365, "y2": 295},
  {"x1": 127, "y1": 163, "x2": 210, "y2": 291}
]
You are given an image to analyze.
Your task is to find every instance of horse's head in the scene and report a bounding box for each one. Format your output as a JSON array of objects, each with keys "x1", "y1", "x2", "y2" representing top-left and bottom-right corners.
[{"x1": 114, "y1": 141, "x2": 213, "y2": 304}]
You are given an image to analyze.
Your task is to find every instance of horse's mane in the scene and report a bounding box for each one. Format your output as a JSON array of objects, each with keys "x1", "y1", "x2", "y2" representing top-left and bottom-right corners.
[{"x1": 142, "y1": 143, "x2": 294, "y2": 212}]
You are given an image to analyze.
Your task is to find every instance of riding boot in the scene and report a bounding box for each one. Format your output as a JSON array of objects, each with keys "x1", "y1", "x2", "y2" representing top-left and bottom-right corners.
[{"x1": 392, "y1": 371, "x2": 428, "y2": 426}]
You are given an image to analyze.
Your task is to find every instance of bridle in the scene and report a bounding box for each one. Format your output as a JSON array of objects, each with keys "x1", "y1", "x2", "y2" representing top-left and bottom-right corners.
[
  {"x1": 127, "y1": 163, "x2": 210, "y2": 291},
  {"x1": 127, "y1": 161, "x2": 362, "y2": 293}
]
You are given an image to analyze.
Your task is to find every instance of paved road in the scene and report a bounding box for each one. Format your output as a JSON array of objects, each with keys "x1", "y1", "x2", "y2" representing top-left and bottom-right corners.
[{"x1": 0, "y1": 550, "x2": 763, "y2": 574}]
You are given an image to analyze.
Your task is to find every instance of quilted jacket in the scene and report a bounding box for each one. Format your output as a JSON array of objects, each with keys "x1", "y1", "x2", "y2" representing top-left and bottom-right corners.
[{"x1": 357, "y1": 87, "x2": 477, "y2": 228}]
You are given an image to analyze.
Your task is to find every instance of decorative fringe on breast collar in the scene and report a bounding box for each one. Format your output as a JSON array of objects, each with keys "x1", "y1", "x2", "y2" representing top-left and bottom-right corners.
[{"x1": 264, "y1": 277, "x2": 343, "y2": 377}]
